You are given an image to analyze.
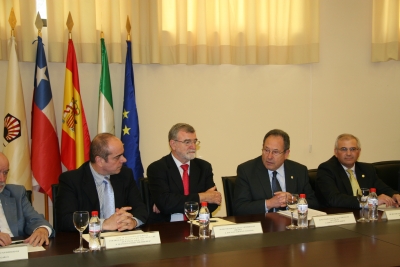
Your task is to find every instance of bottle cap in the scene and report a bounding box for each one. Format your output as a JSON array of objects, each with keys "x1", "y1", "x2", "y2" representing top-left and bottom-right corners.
[
  {"x1": 201, "y1": 202, "x2": 208, "y2": 207},
  {"x1": 91, "y1": 211, "x2": 98, "y2": 216},
  {"x1": 300, "y1": 194, "x2": 306, "y2": 198},
  {"x1": 370, "y1": 188, "x2": 376, "y2": 193}
]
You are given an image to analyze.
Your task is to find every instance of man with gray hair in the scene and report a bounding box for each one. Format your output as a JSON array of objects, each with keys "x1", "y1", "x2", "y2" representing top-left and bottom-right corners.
[
  {"x1": 316, "y1": 133, "x2": 400, "y2": 208},
  {"x1": 147, "y1": 123, "x2": 221, "y2": 223},
  {"x1": 234, "y1": 129, "x2": 318, "y2": 215}
]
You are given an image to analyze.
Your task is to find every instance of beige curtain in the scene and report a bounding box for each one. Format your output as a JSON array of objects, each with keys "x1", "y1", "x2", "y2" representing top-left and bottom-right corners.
[
  {"x1": 47, "y1": 0, "x2": 319, "y2": 65},
  {"x1": 372, "y1": 0, "x2": 400, "y2": 62},
  {"x1": 0, "y1": 0, "x2": 37, "y2": 61}
]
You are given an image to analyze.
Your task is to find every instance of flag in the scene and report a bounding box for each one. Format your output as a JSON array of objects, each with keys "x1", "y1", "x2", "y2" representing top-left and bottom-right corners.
[
  {"x1": 31, "y1": 36, "x2": 61, "y2": 199},
  {"x1": 61, "y1": 39, "x2": 91, "y2": 170},
  {"x1": 121, "y1": 41, "x2": 144, "y2": 186},
  {"x1": 97, "y1": 37, "x2": 114, "y2": 134},
  {"x1": 3, "y1": 36, "x2": 32, "y2": 189}
]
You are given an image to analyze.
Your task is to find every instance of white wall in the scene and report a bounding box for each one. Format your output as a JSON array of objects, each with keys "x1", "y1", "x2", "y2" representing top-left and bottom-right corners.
[{"x1": 0, "y1": 0, "x2": 399, "y2": 219}]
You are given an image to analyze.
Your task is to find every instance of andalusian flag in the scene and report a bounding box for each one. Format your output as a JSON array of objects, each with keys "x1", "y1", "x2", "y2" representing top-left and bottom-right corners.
[
  {"x1": 61, "y1": 39, "x2": 91, "y2": 170},
  {"x1": 97, "y1": 37, "x2": 114, "y2": 134},
  {"x1": 3, "y1": 36, "x2": 32, "y2": 189}
]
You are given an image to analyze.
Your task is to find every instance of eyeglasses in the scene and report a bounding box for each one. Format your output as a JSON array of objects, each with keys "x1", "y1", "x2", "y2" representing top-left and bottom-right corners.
[
  {"x1": 336, "y1": 147, "x2": 359, "y2": 152},
  {"x1": 0, "y1": 170, "x2": 9, "y2": 177},
  {"x1": 174, "y1": 139, "x2": 200, "y2": 146},
  {"x1": 262, "y1": 149, "x2": 286, "y2": 156}
]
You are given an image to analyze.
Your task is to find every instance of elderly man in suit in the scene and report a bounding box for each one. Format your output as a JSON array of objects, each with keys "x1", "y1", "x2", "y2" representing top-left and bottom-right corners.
[
  {"x1": 316, "y1": 133, "x2": 400, "y2": 208},
  {"x1": 234, "y1": 129, "x2": 318, "y2": 215},
  {"x1": 147, "y1": 123, "x2": 221, "y2": 223},
  {"x1": 56, "y1": 133, "x2": 147, "y2": 232},
  {"x1": 0, "y1": 152, "x2": 54, "y2": 247}
]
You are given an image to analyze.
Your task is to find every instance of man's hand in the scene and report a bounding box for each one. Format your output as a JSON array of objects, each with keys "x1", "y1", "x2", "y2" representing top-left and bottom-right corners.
[
  {"x1": 153, "y1": 204, "x2": 160, "y2": 213},
  {"x1": 0, "y1": 232, "x2": 11, "y2": 247},
  {"x1": 24, "y1": 227, "x2": 49, "y2": 247},
  {"x1": 266, "y1": 191, "x2": 290, "y2": 209},
  {"x1": 391, "y1": 194, "x2": 400, "y2": 207},
  {"x1": 377, "y1": 194, "x2": 397, "y2": 207},
  {"x1": 102, "y1": 206, "x2": 137, "y2": 231},
  {"x1": 198, "y1": 186, "x2": 222, "y2": 205}
]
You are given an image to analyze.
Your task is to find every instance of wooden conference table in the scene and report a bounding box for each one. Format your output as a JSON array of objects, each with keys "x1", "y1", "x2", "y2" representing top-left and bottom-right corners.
[{"x1": 4, "y1": 208, "x2": 400, "y2": 267}]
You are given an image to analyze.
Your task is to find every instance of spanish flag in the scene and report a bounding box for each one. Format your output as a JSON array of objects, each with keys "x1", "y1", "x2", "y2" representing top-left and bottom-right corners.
[{"x1": 61, "y1": 39, "x2": 91, "y2": 170}]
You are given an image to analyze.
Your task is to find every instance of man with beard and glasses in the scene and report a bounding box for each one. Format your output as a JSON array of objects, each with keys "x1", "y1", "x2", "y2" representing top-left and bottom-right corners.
[
  {"x1": 147, "y1": 123, "x2": 221, "y2": 223},
  {"x1": 316, "y1": 133, "x2": 400, "y2": 208},
  {"x1": 0, "y1": 152, "x2": 54, "y2": 247}
]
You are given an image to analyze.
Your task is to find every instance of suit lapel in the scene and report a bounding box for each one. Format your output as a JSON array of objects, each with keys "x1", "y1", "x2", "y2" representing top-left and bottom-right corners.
[
  {"x1": 255, "y1": 157, "x2": 273, "y2": 199},
  {"x1": 284, "y1": 161, "x2": 296, "y2": 193},
  {"x1": 82, "y1": 163, "x2": 101, "y2": 210},
  {"x1": 166, "y1": 155, "x2": 185, "y2": 193},
  {"x1": 189, "y1": 160, "x2": 201, "y2": 193},
  {"x1": 0, "y1": 189, "x2": 18, "y2": 236}
]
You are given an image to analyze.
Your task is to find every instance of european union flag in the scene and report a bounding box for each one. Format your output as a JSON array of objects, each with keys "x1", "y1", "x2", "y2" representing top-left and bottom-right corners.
[{"x1": 121, "y1": 41, "x2": 144, "y2": 187}]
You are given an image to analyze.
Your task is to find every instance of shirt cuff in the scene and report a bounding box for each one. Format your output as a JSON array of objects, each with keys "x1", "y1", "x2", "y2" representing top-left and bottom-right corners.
[{"x1": 133, "y1": 217, "x2": 143, "y2": 227}]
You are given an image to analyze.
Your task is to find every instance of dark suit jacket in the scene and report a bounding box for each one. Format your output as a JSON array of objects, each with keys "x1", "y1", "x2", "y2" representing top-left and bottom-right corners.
[
  {"x1": 0, "y1": 184, "x2": 54, "y2": 237},
  {"x1": 56, "y1": 162, "x2": 148, "y2": 232},
  {"x1": 316, "y1": 156, "x2": 399, "y2": 208},
  {"x1": 234, "y1": 156, "x2": 318, "y2": 215},
  {"x1": 147, "y1": 154, "x2": 217, "y2": 223}
]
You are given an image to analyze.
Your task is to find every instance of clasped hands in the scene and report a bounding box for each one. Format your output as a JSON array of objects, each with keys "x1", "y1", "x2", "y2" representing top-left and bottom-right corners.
[
  {"x1": 378, "y1": 194, "x2": 400, "y2": 208},
  {"x1": 266, "y1": 191, "x2": 292, "y2": 210},
  {"x1": 102, "y1": 207, "x2": 137, "y2": 231}
]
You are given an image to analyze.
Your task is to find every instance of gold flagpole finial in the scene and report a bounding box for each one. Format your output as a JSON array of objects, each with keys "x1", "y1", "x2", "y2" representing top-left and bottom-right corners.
[
  {"x1": 66, "y1": 12, "x2": 74, "y2": 40},
  {"x1": 35, "y1": 12, "x2": 43, "y2": 37},
  {"x1": 9, "y1": 8, "x2": 17, "y2": 37},
  {"x1": 126, "y1": 16, "x2": 131, "y2": 41},
  {"x1": 101, "y1": 31, "x2": 104, "y2": 39}
]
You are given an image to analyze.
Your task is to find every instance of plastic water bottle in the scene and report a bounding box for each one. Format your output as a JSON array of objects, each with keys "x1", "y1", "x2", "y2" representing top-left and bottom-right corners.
[
  {"x1": 368, "y1": 188, "x2": 378, "y2": 221},
  {"x1": 198, "y1": 202, "x2": 210, "y2": 239},
  {"x1": 89, "y1": 211, "x2": 101, "y2": 251},
  {"x1": 297, "y1": 194, "x2": 308, "y2": 228}
]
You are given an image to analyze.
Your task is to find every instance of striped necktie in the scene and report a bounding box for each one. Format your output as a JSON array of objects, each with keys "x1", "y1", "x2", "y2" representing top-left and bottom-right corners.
[{"x1": 102, "y1": 177, "x2": 115, "y2": 219}]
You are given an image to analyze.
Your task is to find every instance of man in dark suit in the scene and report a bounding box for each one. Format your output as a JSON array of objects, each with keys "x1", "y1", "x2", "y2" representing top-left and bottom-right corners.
[
  {"x1": 234, "y1": 129, "x2": 318, "y2": 215},
  {"x1": 316, "y1": 133, "x2": 400, "y2": 208},
  {"x1": 56, "y1": 133, "x2": 147, "y2": 232},
  {"x1": 0, "y1": 152, "x2": 54, "y2": 247},
  {"x1": 147, "y1": 123, "x2": 221, "y2": 223}
]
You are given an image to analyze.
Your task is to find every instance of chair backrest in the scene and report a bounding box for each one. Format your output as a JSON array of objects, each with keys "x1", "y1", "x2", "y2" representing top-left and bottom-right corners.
[
  {"x1": 372, "y1": 160, "x2": 400, "y2": 192},
  {"x1": 140, "y1": 178, "x2": 152, "y2": 215},
  {"x1": 26, "y1": 190, "x2": 32, "y2": 204},
  {"x1": 51, "y1": 184, "x2": 59, "y2": 232},
  {"x1": 221, "y1": 176, "x2": 237, "y2": 217},
  {"x1": 307, "y1": 169, "x2": 317, "y2": 192}
]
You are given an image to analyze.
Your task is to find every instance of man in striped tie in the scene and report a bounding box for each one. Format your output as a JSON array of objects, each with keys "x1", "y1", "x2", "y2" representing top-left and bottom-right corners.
[
  {"x1": 56, "y1": 133, "x2": 148, "y2": 232},
  {"x1": 316, "y1": 133, "x2": 400, "y2": 208},
  {"x1": 147, "y1": 123, "x2": 221, "y2": 224}
]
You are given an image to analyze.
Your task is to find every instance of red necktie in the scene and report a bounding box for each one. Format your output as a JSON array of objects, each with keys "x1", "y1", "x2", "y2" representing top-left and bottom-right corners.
[{"x1": 181, "y1": 164, "x2": 190, "y2": 195}]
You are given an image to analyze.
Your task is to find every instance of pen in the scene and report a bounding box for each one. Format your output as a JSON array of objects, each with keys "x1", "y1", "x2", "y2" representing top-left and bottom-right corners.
[{"x1": 11, "y1": 241, "x2": 24, "y2": 245}]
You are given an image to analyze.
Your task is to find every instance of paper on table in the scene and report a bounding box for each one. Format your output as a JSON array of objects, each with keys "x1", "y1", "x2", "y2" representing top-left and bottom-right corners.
[
  {"x1": 191, "y1": 218, "x2": 235, "y2": 230},
  {"x1": 10, "y1": 242, "x2": 45, "y2": 253},
  {"x1": 83, "y1": 230, "x2": 143, "y2": 247},
  {"x1": 378, "y1": 204, "x2": 398, "y2": 211},
  {"x1": 277, "y1": 208, "x2": 327, "y2": 221}
]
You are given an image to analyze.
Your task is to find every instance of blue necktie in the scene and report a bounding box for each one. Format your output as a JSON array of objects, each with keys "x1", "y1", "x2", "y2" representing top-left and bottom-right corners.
[
  {"x1": 271, "y1": 171, "x2": 282, "y2": 212},
  {"x1": 102, "y1": 177, "x2": 115, "y2": 219}
]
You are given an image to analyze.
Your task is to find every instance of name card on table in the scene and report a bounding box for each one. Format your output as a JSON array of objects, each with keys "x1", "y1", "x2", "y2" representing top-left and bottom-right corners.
[
  {"x1": 381, "y1": 209, "x2": 400, "y2": 220},
  {"x1": 213, "y1": 222, "x2": 263, "y2": 238},
  {"x1": 104, "y1": 231, "x2": 160, "y2": 249},
  {"x1": 0, "y1": 245, "x2": 28, "y2": 262},
  {"x1": 309, "y1": 213, "x2": 356, "y2": 228}
]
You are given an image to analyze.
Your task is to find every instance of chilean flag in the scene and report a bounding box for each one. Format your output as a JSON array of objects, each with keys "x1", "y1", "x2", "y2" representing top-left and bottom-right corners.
[{"x1": 31, "y1": 36, "x2": 61, "y2": 200}]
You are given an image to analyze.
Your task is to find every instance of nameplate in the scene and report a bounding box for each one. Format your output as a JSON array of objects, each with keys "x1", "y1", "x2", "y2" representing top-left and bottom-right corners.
[
  {"x1": 381, "y1": 209, "x2": 400, "y2": 220},
  {"x1": 309, "y1": 213, "x2": 356, "y2": 227},
  {"x1": 213, "y1": 222, "x2": 263, "y2": 238},
  {"x1": 104, "y1": 231, "x2": 160, "y2": 249},
  {"x1": 0, "y1": 245, "x2": 28, "y2": 262}
]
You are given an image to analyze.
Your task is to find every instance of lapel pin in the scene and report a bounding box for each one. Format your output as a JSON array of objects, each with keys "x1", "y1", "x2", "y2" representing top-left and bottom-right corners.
[
  {"x1": 291, "y1": 176, "x2": 294, "y2": 179},
  {"x1": 362, "y1": 174, "x2": 365, "y2": 178}
]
